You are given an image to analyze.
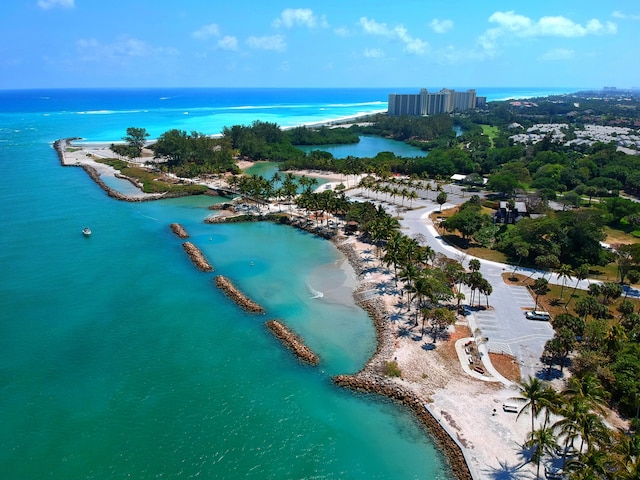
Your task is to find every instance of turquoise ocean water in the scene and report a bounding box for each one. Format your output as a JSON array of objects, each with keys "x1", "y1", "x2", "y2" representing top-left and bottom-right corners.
[{"x1": 0, "y1": 87, "x2": 575, "y2": 479}]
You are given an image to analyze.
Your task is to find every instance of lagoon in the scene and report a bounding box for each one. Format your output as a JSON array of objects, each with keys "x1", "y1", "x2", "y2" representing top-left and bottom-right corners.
[{"x1": 297, "y1": 135, "x2": 428, "y2": 159}]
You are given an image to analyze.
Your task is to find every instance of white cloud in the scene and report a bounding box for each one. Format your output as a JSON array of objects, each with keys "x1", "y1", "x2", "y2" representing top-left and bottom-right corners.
[
  {"x1": 37, "y1": 0, "x2": 74, "y2": 9},
  {"x1": 429, "y1": 18, "x2": 453, "y2": 34},
  {"x1": 217, "y1": 36, "x2": 238, "y2": 51},
  {"x1": 192, "y1": 23, "x2": 220, "y2": 40},
  {"x1": 476, "y1": 11, "x2": 617, "y2": 58},
  {"x1": 612, "y1": 10, "x2": 640, "y2": 20},
  {"x1": 539, "y1": 48, "x2": 575, "y2": 61},
  {"x1": 363, "y1": 48, "x2": 384, "y2": 58},
  {"x1": 334, "y1": 26, "x2": 350, "y2": 37},
  {"x1": 246, "y1": 34, "x2": 286, "y2": 52},
  {"x1": 77, "y1": 36, "x2": 178, "y2": 62},
  {"x1": 358, "y1": 17, "x2": 429, "y2": 55},
  {"x1": 488, "y1": 11, "x2": 617, "y2": 38},
  {"x1": 272, "y1": 8, "x2": 327, "y2": 28}
]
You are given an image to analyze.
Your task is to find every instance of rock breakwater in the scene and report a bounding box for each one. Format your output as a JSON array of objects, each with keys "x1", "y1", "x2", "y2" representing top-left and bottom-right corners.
[
  {"x1": 215, "y1": 275, "x2": 265, "y2": 313},
  {"x1": 265, "y1": 320, "x2": 319, "y2": 365},
  {"x1": 182, "y1": 242, "x2": 214, "y2": 272},
  {"x1": 170, "y1": 223, "x2": 189, "y2": 238}
]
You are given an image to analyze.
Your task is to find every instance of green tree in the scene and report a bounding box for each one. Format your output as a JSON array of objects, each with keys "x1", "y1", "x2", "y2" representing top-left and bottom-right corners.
[
  {"x1": 532, "y1": 277, "x2": 549, "y2": 310},
  {"x1": 436, "y1": 191, "x2": 448, "y2": 212},
  {"x1": 524, "y1": 427, "x2": 558, "y2": 480},
  {"x1": 512, "y1": 377, "x2": 555, "y2": 438},
  {"x1": 123, "y1": 127, "x2": 149, "y2": 156}
]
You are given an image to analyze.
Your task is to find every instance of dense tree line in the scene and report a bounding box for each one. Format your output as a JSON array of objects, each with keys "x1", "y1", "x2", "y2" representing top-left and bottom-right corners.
[
  {"x1": 285, "y1": 125, "x2": 360, "y2": 145},
  {"x1": 150, "y1": 129, "x2": 239, "y2": 177}
]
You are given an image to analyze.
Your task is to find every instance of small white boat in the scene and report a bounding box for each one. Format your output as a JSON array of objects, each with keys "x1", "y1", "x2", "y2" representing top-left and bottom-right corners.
[{"x1": 82, "y1": 227, "x2": 92, "y2": 237}]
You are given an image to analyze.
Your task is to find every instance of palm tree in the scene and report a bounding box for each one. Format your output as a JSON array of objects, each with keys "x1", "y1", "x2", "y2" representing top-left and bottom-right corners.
[
  {"x1": 557, "y1": 264, "x2": 573, "y2": 300},
  {"x1": 468, "y1": 258, "x2": 481, "y2": 273},
  {"x1": 566, "y1": 264, "x2": 589, "y2": 310},
  {"x1": 512, "y1": 376, "x2": 556, "y2": 437},
  {"x1": 610, "y1": 429, "x2": 640, "y2": 479},
  {"x1": 532, "y1": 277, "x2": 549, "y2": 310},
  {"x1": 525, "y1": 427, "x2": 558, "y2": 480},
  {"x1": 408, "y1": 189, "x2": 418, "y2": 208},
  {"x1": 563, "y1": 374, "x2": 609, "y2": 415},
  {"x1": 565, "y1": 446, "x2": 612, "y2": 479}
]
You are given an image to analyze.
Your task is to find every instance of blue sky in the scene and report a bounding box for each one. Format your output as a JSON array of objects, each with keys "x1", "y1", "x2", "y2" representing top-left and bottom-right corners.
[{"x1": 0, "y1": 0, "x2": 638, "y2": 89}]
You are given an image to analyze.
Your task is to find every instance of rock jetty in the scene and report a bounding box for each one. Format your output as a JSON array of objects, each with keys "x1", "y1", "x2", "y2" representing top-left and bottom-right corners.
[
  {"x1": 333, "y1": 374, "x2": 472, "y2": 480},
  {"x1": 170, "y1": 223, "x2": 189, "y2": 238},
  {"x1": 265, "y1": 320, "x2": 319, "y2": 365},
  {"x1": 182, "y1": 242, "x2": 214, "y2": 272},
  {"x1": 330, "y1": 240, "x2": 473, "y2": 480},
  {"x1": 215, "y1": 275, "x2": 265, "y2": 313}
]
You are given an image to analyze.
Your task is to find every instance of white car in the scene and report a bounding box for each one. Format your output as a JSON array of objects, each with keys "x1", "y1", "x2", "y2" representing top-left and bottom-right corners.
[{"x1": 526, "y1": 310, "x2": 551, "y2": 321}]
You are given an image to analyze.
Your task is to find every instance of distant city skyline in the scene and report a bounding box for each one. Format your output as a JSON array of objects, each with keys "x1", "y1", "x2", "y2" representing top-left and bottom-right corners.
[{"x1": 1, "y1": 0, "x2": 638, "y2": 89}]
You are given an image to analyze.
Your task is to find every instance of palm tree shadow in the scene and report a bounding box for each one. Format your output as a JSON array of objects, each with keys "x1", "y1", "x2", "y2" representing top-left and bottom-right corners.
[
  {"x1": 397, "y1": 326, "x2": 412, "y2": 338},
  {"x1": 484, "y1": 458, "x2": 532, "y2": 480},
  {"x1": 517, "y1": 444, "x2": 534, "y2": 465},
  {"x1": 388, "y1": 310, "x2": 405, "y2": 322}
]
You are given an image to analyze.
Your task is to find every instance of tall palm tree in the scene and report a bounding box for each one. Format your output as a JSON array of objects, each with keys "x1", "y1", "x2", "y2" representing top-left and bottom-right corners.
[
  {"x1": 563, "y1": 374, "x2": 609, "y2": 415},
  {"x1": 557, "y1": 264, "x2": 574, "y2": 300},
  {"x1": 565, "y1": 447, "x2": 612, "y2": 479},
  {"x1": 512, "y1": 376, "x2": 555, "y2": 437},
  {"x1": 525, "y1": 427, "x2": 558, "y2": 480},
  {"x1": 566, "y1": 264, "x2": 589, "y2": 310}
]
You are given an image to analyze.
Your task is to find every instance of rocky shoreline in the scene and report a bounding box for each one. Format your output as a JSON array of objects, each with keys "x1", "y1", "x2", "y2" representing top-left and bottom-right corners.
[
  {"x1": 215, "y1": 275, "x2": 265, "y2": 313},
  {"x1": 182, "y1": 242, "x2": 214, "y2": 272},
  {"x1": 331, "y1": 240, "x2": 472, "y2": 480},
  {"x1": 333, "y1": 374, "x2": 472, "y2": 480},
  {"x1": 265, "y1": 320, "x2": 320, "y2": 366},
  {"x1": 54, "y1": 138, "x2": 190, "y2": 202}
]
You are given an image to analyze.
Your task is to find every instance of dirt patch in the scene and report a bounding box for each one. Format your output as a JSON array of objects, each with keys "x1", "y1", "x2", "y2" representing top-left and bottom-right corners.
[
  {"x1": 489, "y1": 352, "x2": 521, "y2": 383},
  {"x1": 439, "y1": 324, "x2": 472, "y2": 364}
]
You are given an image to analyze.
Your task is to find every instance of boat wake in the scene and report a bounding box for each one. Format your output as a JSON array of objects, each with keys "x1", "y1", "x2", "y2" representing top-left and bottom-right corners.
[{"x1": 306, "y1": 282, "x2": 324, "y2": 299}]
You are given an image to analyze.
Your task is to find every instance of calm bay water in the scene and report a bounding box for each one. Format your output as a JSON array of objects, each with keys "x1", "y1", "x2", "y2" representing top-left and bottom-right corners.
[{"x1": 0, "y1": 87, "x2": 575, "y2": 479}]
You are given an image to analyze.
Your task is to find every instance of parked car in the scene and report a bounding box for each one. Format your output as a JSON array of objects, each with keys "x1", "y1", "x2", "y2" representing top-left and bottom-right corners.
[{"x1": 526, "y1": 310, "x2": 551, "y2": 321}]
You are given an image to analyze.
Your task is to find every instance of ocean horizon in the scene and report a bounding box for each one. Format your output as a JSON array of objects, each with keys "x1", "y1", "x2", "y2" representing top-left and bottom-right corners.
[{"x1": 0, "y1": 86, "x2": 574, "y2": 479}]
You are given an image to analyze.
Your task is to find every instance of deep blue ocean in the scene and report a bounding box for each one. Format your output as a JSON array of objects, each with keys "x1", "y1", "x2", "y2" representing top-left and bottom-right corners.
[{"x1": 0, "y1": 87, "x2": 575, "y2": 479}]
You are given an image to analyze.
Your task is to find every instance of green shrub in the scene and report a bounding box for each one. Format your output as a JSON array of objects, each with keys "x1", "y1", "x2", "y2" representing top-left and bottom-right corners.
[{"x1": 384, "y1": 361, "x2": 402, "y2": 378}]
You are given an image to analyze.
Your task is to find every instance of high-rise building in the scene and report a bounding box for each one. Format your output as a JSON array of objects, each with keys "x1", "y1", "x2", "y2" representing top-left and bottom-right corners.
[{"x1": 388, "y1": 88, "x2": 479, "y2": 116}]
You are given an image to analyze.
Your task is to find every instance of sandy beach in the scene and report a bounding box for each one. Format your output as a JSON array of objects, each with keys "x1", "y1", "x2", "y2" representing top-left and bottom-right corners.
[{"x1": 61, "y1": 141, "x2": 542, "y2": 479}]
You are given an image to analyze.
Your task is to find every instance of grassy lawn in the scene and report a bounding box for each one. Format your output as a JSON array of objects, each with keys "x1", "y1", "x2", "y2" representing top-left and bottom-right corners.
[
  {"x1": 480, "y1": 124, "x2": 499, "y2": 147},
  {"x1": 503, "y1": 273, "x2": 640, "y2": 320},
  {"x1": 431, "y1": 207, "x2": 509, "y2": 263},
  {"x1": 604, "y1": 226, "x2": 640, "y2": 245},
  {"x1": 96, "y1": 158, "x2": 208, "y2": 195}
]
